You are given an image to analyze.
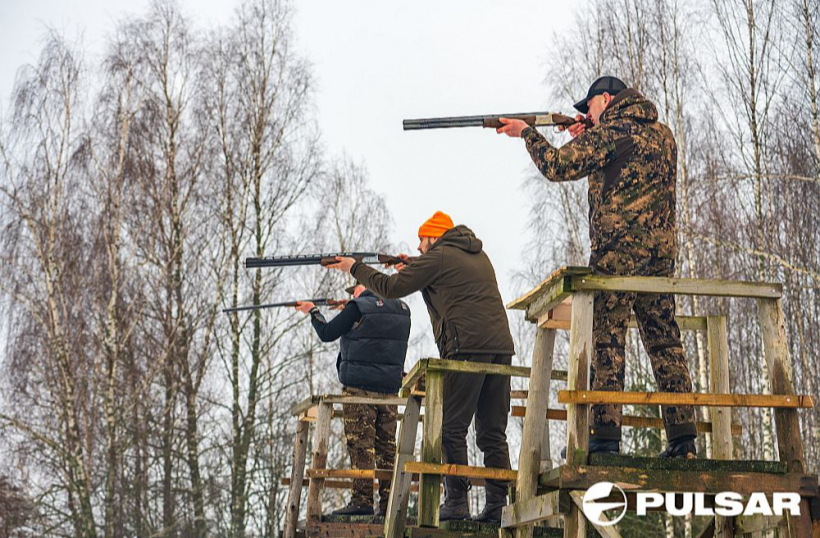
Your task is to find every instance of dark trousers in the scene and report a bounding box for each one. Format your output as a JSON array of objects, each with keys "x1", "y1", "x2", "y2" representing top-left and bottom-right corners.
[{"x1": 441, "y1": 354, "x2": 512, "y2": 500}]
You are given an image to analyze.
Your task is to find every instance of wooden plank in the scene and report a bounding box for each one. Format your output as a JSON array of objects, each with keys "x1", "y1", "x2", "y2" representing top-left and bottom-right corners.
[
  {"x1": 307, "y1": 521, "x2": 384, "y2": 538},
  {"x1": 402, "y1": 359, "x2": 430, "y2": 391},
  {"x1": 418, "y1": 370, "x2": 444, "y2": 528},
  {"x1": 319, "y1": 395, "x2": 406, "y2": 406},
  {"x1": 513, "y1": 327, "x2": 556, "y2": 538},
  {"x1": 501, "y1": 491, "x2": 571, "y2": 528},
  {"x1": 734, "y1": 514, "x2": 786, "y2": 534},
  {"x1": 291, "y1": 395, "x2": 321, "y2": 416},
  {"x1": 570, "y1": 274, "x2": 782, "y2": 299},
  {"x1": 706, "y1": 315, "x2": 734, "y2": 538},
  {"x1": 383, "y1": 395, "x2": 422, "y2": 538},
  {"x1": 539, "y1": 464, "x2": 819, "y2": 498},
  {"x1": 539, "y1": 311, "x2": 707, "y2": 332},
  {"x1": 427, "y1": 359, "x2": 531, "y2": 378},
  {"x1": 509, "y1": 406, "x2": 742, "y2": 435},
  {"x1": 405, "y1": 462, "x2": 518, "y2": 482},
  {"x1": 283, "y1": 477, "x2": 421, "y2": 492},
  {"x1": 758, "y1": 298, "x2": 808, "y2": 473},
  {"x1": 557, "y1": 390, "x2": 814, "y2": 408},
  {"x1": 307, "y1": 469, "x2": 395, "y2": 480},
  {"x1": 587, "y1": 452, "x2": 787, "y2": 473},
  {"x1": 569, "y1": 491, "x2": 624, "y2": 538},
  {"x1": 284, "y1": 419, "x2": 310, "y2": 538},
  {"x1": 306, "y1": 402, "x2": 333, "y2": 522},
  {"x1": 507, "y1": 266, "x2": 592, "y2": 311},
  {"x1": 707, "y1": 316, "x2": 733, "y2": 460},
  {"x1": 564, "y1": 291, "x2": 593, "y2": 538}
]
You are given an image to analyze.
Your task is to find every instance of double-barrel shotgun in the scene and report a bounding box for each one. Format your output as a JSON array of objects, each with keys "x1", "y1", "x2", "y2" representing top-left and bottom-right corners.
[
  {"x1": 245, "y1": 252, "x2": 414, "y2": 269},
  {"x1": 403, "y1": 112, "x2": 593, "y2": 131},
  {"x1": 223, "y1": 298, "x2": 345, "y2": 314}
]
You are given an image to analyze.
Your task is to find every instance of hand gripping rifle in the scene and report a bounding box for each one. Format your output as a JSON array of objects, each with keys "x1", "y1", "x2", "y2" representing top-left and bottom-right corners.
[
  {"x1": 245, "y1": 252, "x2": 412, "y2": 269},
  {"x1": 223, "y1": 298, "x2": 346, "y2": 314},
  {"x1": 403, "y1": 112, "x2": 593, "y2": 131}
]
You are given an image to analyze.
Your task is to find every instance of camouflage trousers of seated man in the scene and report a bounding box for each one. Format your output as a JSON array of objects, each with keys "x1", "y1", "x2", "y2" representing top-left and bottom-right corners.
[
  {"x1": 342, "y1": 387, "x2": 398, "y2": 512},
  {"x1": 589, "y1": 251, "x2": 697, "y2": 442}
]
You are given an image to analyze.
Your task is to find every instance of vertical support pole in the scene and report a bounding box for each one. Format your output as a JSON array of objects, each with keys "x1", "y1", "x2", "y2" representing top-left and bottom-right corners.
[
  {"x1": 508, "y1": 327, "x2": 557, "y2": 538},
  {"x1": 564, "y1": 291, "x2": 593, "y2": 538},
  {"x1": 758, "y1": 299, "x2": 813, "y2": 538},
  {"x1": 283, "y1": 419, "x2": 310, "y2": 538},
  {"x1": 419, "y1": 368, "x2": 444, "y2": 527},
  {"x1": 306, "y1": 402, "x2": 332, "y2": 522},
  {"x1": 384, "y1": 395, "x2": 422, "y2": 538},
  {"x1": 707, "y1": 315, "x2": 735, "y2": 538}
]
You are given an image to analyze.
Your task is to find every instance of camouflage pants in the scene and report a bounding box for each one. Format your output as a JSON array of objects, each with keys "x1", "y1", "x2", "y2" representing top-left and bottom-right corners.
[
  {"x1": 590, "y1": 251, "x2": 697, "y2": 442},
  {"x1": 342, "y1": 387, "x2": 398, "y2": 511}
]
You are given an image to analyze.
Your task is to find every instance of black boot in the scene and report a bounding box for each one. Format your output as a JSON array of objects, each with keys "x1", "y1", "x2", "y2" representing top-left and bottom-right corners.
[
  {"x1": 659, "y1": 435, "x2": 696, "y2": 459},
  {"x1": 473, "y1": 490, "x2": 506, "y2": 524},
  {"x1": 560, "y1": 438, "x2": 620, "y2": 459},
  {"x1": 331, "y1": 503, "x2": 375, "y2": 516},
  {"x1": 439, "y1": 476, "x2": 470, "y2": 521}
]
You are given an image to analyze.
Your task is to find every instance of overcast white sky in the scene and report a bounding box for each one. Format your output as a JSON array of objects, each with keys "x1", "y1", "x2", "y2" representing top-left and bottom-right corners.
[{"x1": 1, "y1": 0, "x2": 580, "y2": 345}]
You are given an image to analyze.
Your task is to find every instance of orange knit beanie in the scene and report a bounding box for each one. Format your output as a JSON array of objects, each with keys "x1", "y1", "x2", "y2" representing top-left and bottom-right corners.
[{"x1": 418, "y1": 211, "x2": 454, "y2": 238}]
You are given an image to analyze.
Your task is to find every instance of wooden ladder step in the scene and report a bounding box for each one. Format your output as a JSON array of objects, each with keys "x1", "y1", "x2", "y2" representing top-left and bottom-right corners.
[
  {"x1": 404, "y1": 462, "x2": 517, "y2": 482},
  {"x1": 510, "y1": 406, "x2": 742, "y2": 434},
  {"x1": 558, "y1": 390, "x2": 814, "y2": 408},
  {"x1": 588, "y1": 453, "x2": 788, "y2": 473},
  {"x1": 539, "y1": 463, "x2": 819, "y2": 497},
  {"x1": 306, "y1": 469, "x2": 396, "y2": 480}
]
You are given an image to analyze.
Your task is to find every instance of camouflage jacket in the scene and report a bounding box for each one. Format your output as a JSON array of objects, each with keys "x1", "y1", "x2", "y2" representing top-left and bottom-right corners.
[{"x1": 522, "y1": 89, "x2": 678, "y2": 270}]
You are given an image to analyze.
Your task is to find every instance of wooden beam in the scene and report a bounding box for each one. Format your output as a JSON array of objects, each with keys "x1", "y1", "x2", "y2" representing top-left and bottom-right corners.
[
  {"x1": 734, "y1": 514, "x2": 786, "y2": 534},
  {"x1": 569, "y1": 491, "x2": 624, "y2": 538},
  {"x1": 501, "y1": 491, "x2": 571, "y2": 528},
  {"x1": 307, "y1": 469, "x2": 395, "y2": 480},
  {"x1": 557, "y1": 390, "x2": 814, "y2": 408},
  {"x1": 305, "y1": 402, "x2": 332, "y2": 521},
  {"x1": 383, "y1": 395, "x2": 422, "y2": 538},
  {"x1": 402, "y1": 359, "x2": 430, "y2": 391},
  {"x1": 509, "y1": 406, "x2": 742, "y2": 435},
  {"x1": 507, "y1": 266, "x2": 592, "y2": 311},
  {"x1": 283, "y1": 420, "x2": 310, "y2": 538},
  {"x1": 587, "y1": 452, "x2": 787, "y2": 473},
  {"x1": 570, "y1": 274, "x2": 782, "y2": 299},
  {"x1": 283, "y1": 478, "x2": 421, "y2": 492},
  {"x1": 316, "y1": 395, "x2": 406, "y2": 406},
  {"x1": 427, "y1": 359, "x2": 532, "y2": 378},
  {"x1": 539, "y1": 314, "x2": 708, "y2": 332},
  {"x1": 405, "y1": 462, "x2": 518, "y2": 482},
  {"x1": 707, "y1": 316, "x2": 734, "y2": 461},
  {"x1": 290, "y1": 395, "x2": 321, "y2": 416},
  {"x1": 539, "y1": 464, "x2": 819, "y2": 498},
  {"x1": 418, "y1": 370, "x2": 444, "y2": 527},
  {"x1": 513, "y1": 327, "x2": 556, "y2": 538}
]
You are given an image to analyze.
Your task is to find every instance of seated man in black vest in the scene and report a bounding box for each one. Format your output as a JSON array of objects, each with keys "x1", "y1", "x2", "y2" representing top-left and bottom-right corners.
[{"x1": 296, "y1": 282, "x2": 412, "y2": 516}]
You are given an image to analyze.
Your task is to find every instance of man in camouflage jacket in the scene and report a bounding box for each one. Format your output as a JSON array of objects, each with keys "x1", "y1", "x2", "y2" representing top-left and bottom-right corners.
[{"x1": 498, "y1": 76, "x2": 698, "y2": 458}]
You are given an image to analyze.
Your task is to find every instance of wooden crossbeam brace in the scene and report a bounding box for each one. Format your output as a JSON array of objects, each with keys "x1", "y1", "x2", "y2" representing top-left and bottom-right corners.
[
  {"x1": 569, "y1": 491, "x2": 624, "y2": 538},
  {"x1": 306, "y1": 468, "x2": 395, "y2": 480},
  {"x1": 558, "y1": 390, "x2": 814, "y2": 408},
  {"x1": 500, "y1": 491, "x2": 571, "y2": 528},
  {"x1": 570, "y1": 274, "x2": 782, "y2": 299},
  {"x1": 404, "y1": 461, "x2": 518, "y2": 482},
  {"x1": 509, "y1": 406, "x2": 742, "y2": 435}
]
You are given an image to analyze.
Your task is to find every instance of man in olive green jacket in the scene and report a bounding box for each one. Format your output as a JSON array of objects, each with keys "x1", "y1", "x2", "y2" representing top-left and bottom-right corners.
[{"x1": 327, "y1": 211, "x2": 515, "y2": 523}]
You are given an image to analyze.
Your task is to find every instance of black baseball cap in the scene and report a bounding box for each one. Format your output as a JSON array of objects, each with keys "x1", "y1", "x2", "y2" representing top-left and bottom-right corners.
[{"x1": 573, "y1": 76, "x2": 627, "y2": 114}]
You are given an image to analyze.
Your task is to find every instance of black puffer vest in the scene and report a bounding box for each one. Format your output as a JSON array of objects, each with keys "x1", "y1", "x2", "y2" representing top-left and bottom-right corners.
[{"x1": 337, "y1": 291, "x2": 411, "y2": 394}]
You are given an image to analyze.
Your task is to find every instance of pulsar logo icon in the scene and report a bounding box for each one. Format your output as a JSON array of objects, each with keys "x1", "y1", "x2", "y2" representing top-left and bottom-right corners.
[{"x1": 582, "y1": 482, "x2": 628, "y2": 526}]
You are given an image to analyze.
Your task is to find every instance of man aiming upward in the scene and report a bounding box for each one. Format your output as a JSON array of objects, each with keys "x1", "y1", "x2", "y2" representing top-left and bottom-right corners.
[
  {"x1": 326, "y1": 211, "x2": 516, "y2": 523},
  {"x1": 497, "y1": 76, "x2": 697, "y2": 458},
  {"x1": 296, "y1": 282, "x2": 411, "y2": 516}
]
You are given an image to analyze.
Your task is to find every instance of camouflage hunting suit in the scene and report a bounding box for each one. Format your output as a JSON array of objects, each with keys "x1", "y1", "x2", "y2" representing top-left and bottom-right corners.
[{"x1": 522, "y1": 89, "x2": 697, "y2": 442}]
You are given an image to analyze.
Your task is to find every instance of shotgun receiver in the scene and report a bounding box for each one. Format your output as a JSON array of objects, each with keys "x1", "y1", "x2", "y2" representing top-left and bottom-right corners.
[{"x1": 403, "y1": 112, "x2": 592, "y2": 131}]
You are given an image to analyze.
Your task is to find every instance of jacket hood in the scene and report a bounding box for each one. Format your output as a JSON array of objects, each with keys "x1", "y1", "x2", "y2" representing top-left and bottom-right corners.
[
  {"x1": 601, "y1": 89, "x2": 658, "y2": 124},
  {"x1": 436, "y1": 224, "x2": 483, "y2": 254}
]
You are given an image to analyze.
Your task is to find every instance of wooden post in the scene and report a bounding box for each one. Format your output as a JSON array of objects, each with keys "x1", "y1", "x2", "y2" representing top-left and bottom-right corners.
[
  {"x1": 563, "y1": 291, "x2": 593, "y2": 538},
  {"x1": 510, "y1": 327, "x2": 556, "y2": 538},
  {"x1": 306, "y1": 402, "x2": 332, "y2": 522},
  {"x1": 707, "y1": 315, "x2": 734, "y2": 538},
  {"x1": 419, "y1": 369, "x2": 444, "y2": 527},
  {"x1": 283, "y1": 419, "x2": 310, "y2": 538},
  {"x1": 758, "y1": 299, "x2": 813, "y2": 538},
  {"x1": 384, "y1": 395, "x2": 422, "y2": 538}
]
